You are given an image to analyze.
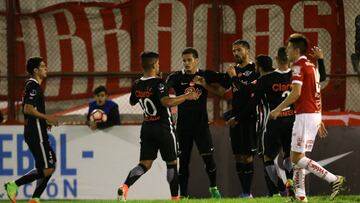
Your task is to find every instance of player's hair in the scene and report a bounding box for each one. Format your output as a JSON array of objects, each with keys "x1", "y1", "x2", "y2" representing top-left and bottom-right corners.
[
  {"x1": 256, "y1": 55, "x2": 274, "y2": 72},
  {"x1": 182, "y1": 47, "x2": 199, "y2": 58},
  {"x1": 141, "y1": 51, "x2": 159, "y2": 71},
  {"x1": 277, "y1": 47, "x2": 288, "y2": 65},
  {"x1": 26, "y1": 57, "x2": 43, "y2": 75},
  {"x1": 93, "y1": 85, "x2": 107, "y2": 95},
  {"x1": 288, "y1": 33, "x2": 308, "y2": 55},
  {"x1": 232, "y1": 39, "x2": 250, "y2": 49}
]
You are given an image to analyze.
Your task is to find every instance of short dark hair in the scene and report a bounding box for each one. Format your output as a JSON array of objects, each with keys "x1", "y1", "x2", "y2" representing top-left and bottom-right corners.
[
  {"x1": 277, "y1": 47, "x2": 288, "y2": 65},
  {"x1": 93, "y1": 85, "x2": 107, "y2": 95},
  {"x1": 232, "y1": 39, "x2": 250, "y2": 49},
  {"x1": 182, "y1": 47, "x2": 199, "y2": 58},
  {"x1": 141, "y1": 51, "x2": 159, "y2": 71},
  {"x1": 288, "y1": 33, "x2": 308, "y2": 55},
  {"x1": 26, "y1": 57, "x2": 43, "y2": 75},
  {"x1": 256, "y1": 55, "x2": 274, "y2": 72}
]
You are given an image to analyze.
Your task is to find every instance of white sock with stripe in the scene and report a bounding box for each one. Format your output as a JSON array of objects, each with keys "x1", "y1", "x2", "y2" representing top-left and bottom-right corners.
[{"x1": 297, "y1": 156, "x2": 337, "y2": 183}]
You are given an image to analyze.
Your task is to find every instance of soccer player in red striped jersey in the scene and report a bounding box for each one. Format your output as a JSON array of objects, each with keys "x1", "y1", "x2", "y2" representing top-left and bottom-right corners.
[{"x1": 270, "y1": 33, "x2": 345, "y2": 202}]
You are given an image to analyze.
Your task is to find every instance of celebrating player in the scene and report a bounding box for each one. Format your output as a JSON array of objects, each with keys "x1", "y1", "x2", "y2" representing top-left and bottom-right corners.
[
  {"x1": 117, "y1": 51, "x2": 200, "y2": 201},
  {"x1": 166, "y1": 47, "x2": 222, "y2": 199},
  {"x1": 222, "y1": 40, "x2": 259, "y2": 197}
]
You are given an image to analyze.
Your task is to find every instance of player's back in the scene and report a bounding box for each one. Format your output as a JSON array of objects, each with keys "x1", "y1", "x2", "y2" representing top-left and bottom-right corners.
[
  {"x1": 261, "y1": 69, "x2": 294, "y2": 114},
  {"x1": 130, "y1": 77, "x2": 172, "y2": 125},
  {"x1": 291, "y1": 56, "x2": 321, "y2": 113}
]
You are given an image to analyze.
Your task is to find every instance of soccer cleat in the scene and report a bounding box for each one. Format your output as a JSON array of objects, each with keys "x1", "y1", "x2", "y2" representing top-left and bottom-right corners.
[
  {"x1": 28, "y1": 198, "x2": 40, "y2": 203},
  {"x1": 180, "y1": 195, "x2": 189, "y2": 200},
  {"x1": 209, "y1": 186, "x2": 221, "y2": 198},
  {"x1": 171, "y1": 196, "x2": 180, "y2": 200},
  {"x1": 239, "y1": 193, "x2": 253, "y2": 198},
  {"x1": 286, "y1": 179, "x2": 296, "y2": 198},
  {"x1": 330, "y1": 176, "x2": 345, "y2": 200},
  {"x1": 4, "y1": 181, "x2": 18, "y2": 203},
  {"x1": 117, "y1": 184, "x2": 129, "y2": 201}
]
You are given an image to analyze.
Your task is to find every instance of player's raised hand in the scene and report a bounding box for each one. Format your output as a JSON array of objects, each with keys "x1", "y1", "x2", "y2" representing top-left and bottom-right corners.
[
  {"x1": 317, "y1": 121, "x2": 328, "y2": 138},
  {"x1": 46, "y1": 115, "x2": 59, "y2": 126},
  {"x1": 193, "y1": 75, "x2": 206, "y2": 86},
  {"x1": 226, "y1": 64, "x2": 237, "y2": 77},
  {"x1": 309, "y1": 46, "x2": 324, "y2": 59}
]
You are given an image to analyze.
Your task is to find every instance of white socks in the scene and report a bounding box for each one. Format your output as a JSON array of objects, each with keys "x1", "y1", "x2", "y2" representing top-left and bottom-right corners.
[
  {"x1": 293, "y1": 165, "x2": 306, "y2": 197},
  {"x1": 297, "y1": 156, "x2": 337, "y2": 183}
]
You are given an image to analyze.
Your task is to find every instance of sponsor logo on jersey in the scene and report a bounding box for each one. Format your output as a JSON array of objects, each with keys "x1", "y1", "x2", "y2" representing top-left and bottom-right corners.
[
  {"x1": 243, "y1": 70, "x2": 253, "y2": 77},
  {"x1": 30, "y1": 89, "x2": 37, "y2": 97},
  {"x1": 158, "y1": 83, "x2": 165, "y2": 91}
]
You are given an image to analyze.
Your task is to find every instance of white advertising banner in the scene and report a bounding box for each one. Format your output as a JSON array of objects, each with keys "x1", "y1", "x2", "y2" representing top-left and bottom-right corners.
[{"x1": 0, "y1": 126, "x2": 170, "y2": 200}]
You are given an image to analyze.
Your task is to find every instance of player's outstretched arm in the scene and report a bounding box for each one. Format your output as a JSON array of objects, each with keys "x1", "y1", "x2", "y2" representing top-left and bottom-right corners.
[
  {"x1": 23, "y1": 104, "x2": 59, "y2": 126},
  {"x1": 193, "y1": 75, "x2": 226, "y2": 97},
  {"x1": 160, "y1": 92, "x2": 199, "y2": 107},
  {"x1": 310, "y1": 46, "x2": 326, "y2": 82},
  {"x1": 270, "y1": 84, "x2": 301, "y2": 120}
]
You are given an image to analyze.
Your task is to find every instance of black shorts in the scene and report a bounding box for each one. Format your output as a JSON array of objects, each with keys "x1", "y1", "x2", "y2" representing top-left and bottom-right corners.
[
  {"x1": 26, "y1": 138, "x2": 56, "y2": 169},
  {"x1": 263, "y1": 116, "x2": 294, "y2": 159},
  {"x1": 230, "y1": 118, "x2": 257, "y2": 155},
  {"x1": 140, "y1": 122, "x2": 177, "y2": 162},
  {"x1": 177, "y1": 127, "x2": 214, "y2": 155}
]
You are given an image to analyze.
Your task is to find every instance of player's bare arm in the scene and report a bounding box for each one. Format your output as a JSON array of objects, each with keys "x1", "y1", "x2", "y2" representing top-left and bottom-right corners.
[
  {"x1": 309, "y1": 46, "x2": 324, "y2": 59},
  {"x1": 193, "y1": 75, "x2": 226, "y2": 97},
  {"x1": 23, "y1": 103, "x2": 59, "y2": 126},
  {"x1": 270, "y1": 83, "x2": 301, "y2": 120},
  {"x1": 160, "y1": 91, "x2": 200, "y2": 107},
  {"x1": 318, "y1": 121, "x2": 328, "y2": 138}
]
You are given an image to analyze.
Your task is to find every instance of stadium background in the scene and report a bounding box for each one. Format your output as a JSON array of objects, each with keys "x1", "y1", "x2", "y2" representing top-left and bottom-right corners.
[{"x1": 0, "y1": 0, "x2": 360, "y2": 200}]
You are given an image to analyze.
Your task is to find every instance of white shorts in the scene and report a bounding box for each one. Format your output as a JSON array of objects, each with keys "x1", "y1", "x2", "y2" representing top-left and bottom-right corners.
[{"x1": 291, "y1": 113, "x2": 321, "y2": 153}]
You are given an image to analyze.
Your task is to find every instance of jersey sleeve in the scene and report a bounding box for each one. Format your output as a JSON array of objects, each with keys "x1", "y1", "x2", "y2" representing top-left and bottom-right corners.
[
  {"x1": 317, "y1": 59, "x2": 326, "y2": 82},
  {"x1": 23, "y1": 82, "x2": 38, "y2": 106},
  {"x1": 204, "y1": 70, "x2": 222, "y2": 84},
  {"x1": 129, "y1": 80, "x2": 139, "y2": 105},
  {"x1": 218, "y1": 73, "x2": 232, "y2": 89},
  {"x1": 156, "y1": 80, "x2": 169, "y2": 99},
  {"x1": 291, "y1": 65, "x2": 304, "y2": 85},
  {"x1": 165, "y1": 72, "x2": 177, "y2": 89}
]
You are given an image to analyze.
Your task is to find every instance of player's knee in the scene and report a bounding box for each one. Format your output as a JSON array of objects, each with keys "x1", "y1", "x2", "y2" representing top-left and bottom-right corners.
[
  {"x1": 166, "y1": 159, "x2": 177, "y2": 166},
  {"x1": 263, "y1": 155, "x2": 274, "y2": 162},
  {"x1": 239, "y1": 154, "x2": 253, "y2": 163},
  {"x1": 290, "y1": 151, "x2": 304, "y2": 164},
  {"x1": 201, "y1": 154, "x2": 216, "y2": 171},
  {"x1": 43, "y1": 168, "x2": 55, "y2": 177},
  {"x1": 140, "y1": 160, "x2": 153, "y2": 170}
]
